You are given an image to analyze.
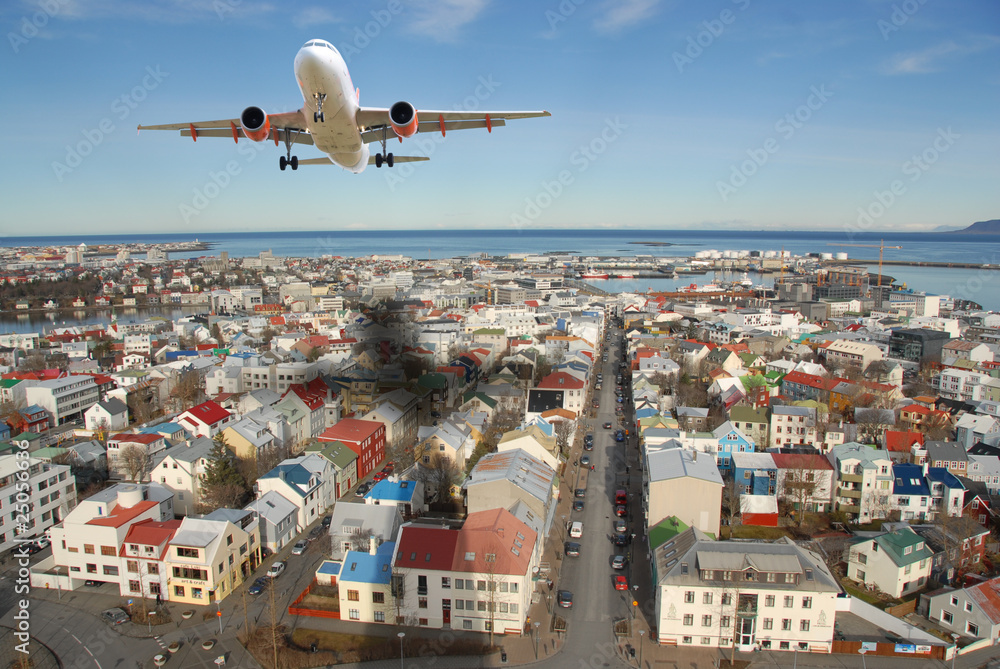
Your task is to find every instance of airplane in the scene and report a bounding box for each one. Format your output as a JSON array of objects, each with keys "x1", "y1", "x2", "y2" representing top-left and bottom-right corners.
[{"x1": 138, "y1": 39, "x2": 550, "y2": 174}]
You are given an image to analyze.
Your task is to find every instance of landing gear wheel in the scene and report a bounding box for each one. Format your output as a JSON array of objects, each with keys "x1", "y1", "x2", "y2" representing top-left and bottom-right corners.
[
  {"x1": 313, "y1": 93, "x2": 327, "y2": 123},
  {"x1": 290, "y1": 156, "x2": 298, "y2": 170},
  {"x1": 375, "y1": 153, "x2": 383, "y2": 168},
  {"x1": 279, "y1": 156, "x2": 287, "y2": 171},
  {"x1": 386, "y1": 153, "x2": 394, "y2": 168}
]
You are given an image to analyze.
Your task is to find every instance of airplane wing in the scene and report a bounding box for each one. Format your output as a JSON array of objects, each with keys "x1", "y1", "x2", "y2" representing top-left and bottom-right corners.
[
  {"x1": 138, "y1": 111, "x2": 311, "y2": 145},
  {"x1": 356, "y1": 108, "x2": 549, "y2": 144},
  {"x1": 296, "y1": 156, "x2": 430, "y2": 166}
]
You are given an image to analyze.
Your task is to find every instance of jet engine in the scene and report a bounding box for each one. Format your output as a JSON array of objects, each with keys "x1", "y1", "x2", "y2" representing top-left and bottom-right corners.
[
  {"x1": 389, "y1": 101, "x2": 419, "y2": 138},
  {"x1": 240, "y1": 106, "x2": 271, "y2": 142}
]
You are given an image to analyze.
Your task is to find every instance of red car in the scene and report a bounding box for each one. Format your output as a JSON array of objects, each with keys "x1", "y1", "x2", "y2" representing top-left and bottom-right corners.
[
  {"x1": 372, "y1": 472, "x2": 386, "y2": 482},
  {"x1": 614, "y1": 575, "x2": 629, "y2": 591}
]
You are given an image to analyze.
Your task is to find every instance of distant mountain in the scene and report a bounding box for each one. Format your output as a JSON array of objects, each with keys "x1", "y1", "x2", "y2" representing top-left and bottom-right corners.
[
  {"x1": 954, "y1": 219, "x2": 1000, "y2": 234},
  {"x1": 932, "y1": 224, "x2": 962, "y2": 232}
]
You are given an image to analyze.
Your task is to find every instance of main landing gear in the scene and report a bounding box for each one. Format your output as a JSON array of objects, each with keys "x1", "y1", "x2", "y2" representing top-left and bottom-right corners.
[
  {"x1": 278, "y1": 129, "x2": 300, "y2": 171},
  {"x1": 373, "y1": 125, "x2": 394, "y2": 168},
  {"x1": 313, "y1": 93, "x2": 327, "y2": 123}
]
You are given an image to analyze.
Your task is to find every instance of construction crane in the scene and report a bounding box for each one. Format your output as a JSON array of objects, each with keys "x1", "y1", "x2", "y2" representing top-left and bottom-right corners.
[{"x1": 828, "y1": 240, "x2": 902, "y2": 287}]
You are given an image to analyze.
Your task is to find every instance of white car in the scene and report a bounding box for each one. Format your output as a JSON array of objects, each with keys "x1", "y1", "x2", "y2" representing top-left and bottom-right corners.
[
  {"x1": 569, "y1": 521, "x2": 583, "y2": 539},
  {"x1": 266, "y1": 561, "x2": 286, "y2": 578},
  {"x1": 291, "y1": 540, "x2": 308, "y2": 555}
]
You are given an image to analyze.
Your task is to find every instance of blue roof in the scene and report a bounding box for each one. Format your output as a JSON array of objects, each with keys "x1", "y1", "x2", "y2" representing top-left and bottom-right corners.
[
  {"x1": 926, "y1": 467, "x2": 964, "y2": 489},
  {"x1": 317, "y1": 560, "x2": 342, "y2": 576},
  {"x1": 366, "y1": 479, "x2": 417, "y2": 503},
  {"x1": 139, "y1": 422, "x2": 184, "y2": 435},
  {"x1": 892, "y1": 463, "x2": 930, "y2": 495},
  {"x1": 21, "y1": 404, "x2": 46, "y2": 415},
  {"x1": 259, "y1": 463, "x2": 314, "y2": 495},
  {"x1": 339, "y1": 541, "x2": 396, "y2": 585}
]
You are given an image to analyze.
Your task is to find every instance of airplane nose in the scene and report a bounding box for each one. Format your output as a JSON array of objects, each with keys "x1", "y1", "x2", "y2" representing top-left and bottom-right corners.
[{"x1": 295, "y1": 47, "x2": 324, "y2": 77}]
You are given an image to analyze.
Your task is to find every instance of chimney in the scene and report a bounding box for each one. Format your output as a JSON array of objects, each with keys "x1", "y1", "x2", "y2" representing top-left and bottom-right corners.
[
  {"x1": 922, "y1": 461, "x2": 929, "y2": 477},
  {"x1": 369, "y1": 535, "x2": 379, "y2": 556}
]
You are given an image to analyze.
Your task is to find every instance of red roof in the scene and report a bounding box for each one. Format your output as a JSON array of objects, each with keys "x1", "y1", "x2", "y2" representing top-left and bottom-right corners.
[
  {"x1": 88, "y1": 500, "x2": 158, "y2": 528},
  {"x1": 395, "y1": 526, "x2": 460, "y2": 571},
  {"x1": 109, "y1": 433, "x2": 161, "y2": 445},
  {"x1": 770, "y1": 453, "x2": 833, "y2": 471},
  {"x1": 537, "y1": 372, "x2": 584, "y2": 390},
  {"x1": 884, "y1": 430, "x2": 925, "y2": 453},
  {"x1": 179, "y1": 400, "x2": 231, "y2": 426},
  {"x1": 318, "y1": 417, "x2": 383, "y2": 445},
  {"x1": 968, "y1": 577, "x2": 1000, "y2": 624},
  {"x1": 119, "y1": 519, "x2": 182, "y2": 557}
]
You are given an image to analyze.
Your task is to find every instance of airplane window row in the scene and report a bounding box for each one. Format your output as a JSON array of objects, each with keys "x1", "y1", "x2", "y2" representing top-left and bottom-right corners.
[{"x1": 303, "y1": 41, "x2": 338, "y2": 53}]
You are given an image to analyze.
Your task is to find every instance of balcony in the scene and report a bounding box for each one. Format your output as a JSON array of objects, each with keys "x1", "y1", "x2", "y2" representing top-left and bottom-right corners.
[
  {"x1": 838, "y1": 488, "x2": 862, "y2": 500},
  {"x1": 838, "y1": 503, "x2": 860, "y2": 514},
  {"x1": 840, "y1": 473, "x2": 863, "y2": 484}
]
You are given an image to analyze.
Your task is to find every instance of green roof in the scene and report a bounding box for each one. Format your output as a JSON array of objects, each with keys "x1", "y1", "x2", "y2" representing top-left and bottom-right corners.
[
  {"x1": 305, "y1": 440, "x2": 358, "y2": 469},
  {"x1": 729, "y1": 406, "x2": 768, "y2": 423},
  {"x1": 853, "y1": 527, "x2": 933, "y2": 567},
  {"x1": 31, "y1": 446, "x2": 68, "y2": 460},
  {"x1": 0, "y1": 379, "x2": 23, "y2": 388},
  {"x1": 417, "y1": 373, "x2": 447, "y2": 390},
  {"x1": 649, "y1": 516, "x2": 716, "y2": 549},
  {"x1": 473, "y1": 328, "x2": 505, "y2": 335}
]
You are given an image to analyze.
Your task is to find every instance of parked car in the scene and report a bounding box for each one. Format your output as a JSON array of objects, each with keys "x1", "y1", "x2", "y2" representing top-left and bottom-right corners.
[
  {"x1": 614, "y1": 519, "x2": 627, "y2": 533},
  {"x1": 592, "y1": 399, "x2": 600, "y2": 408},
  {"x1": 569, "y1": 521, "x2": 583, "y2": 538},
  {"x1": 248, "y1": 577, "x2": 269, "y2": 595},
  {"x1": 266, "y1": 561, "x2": 286, "y2": 578},
  {"x1": 321, "y1": 515, "x2": 332, "y2": 528},
  {"x1": 615, "y1": 504, "x2": 627, "y2": 518},
  {"x1": 613, "y1": 533, "x2": 629, "y2": 546},
  {"x1": 102, "y1": 608, "x2": 129, "y2": 625},
  {"x1": 615, "y1": 430, "x2": 625, "y2": 442},
  {"x1": 372, "y1": 471, "x2": 387, "y2": 482},
  {"x1": 291, "y1": 540, "x2": 308, "y2": 555},
  {"x1": 430, "y1": 410, "x2": 442, "y2": 418},
  {"x1": 612, "y1": 555, "x2": 627, "y2": 570},
  {"x1": 572, "y1": 500, "x2": 585, "y2": 511},
  {"x1": 584, "y1": 434, "x2": 594, "y2": 446},
  {"x1": 84, "y1": 580, "x2": 103, "y2": 587},
  {"x1": 580, "y1": 455, "x2": 591, "y2": 466},
  {"x1": 34, "y1": 537, "x2": 50, "y2": 550},
  {"x1": 307, "y1": 526, "x2": 324, "y2": 542},
  {"x1": 584, "y1": 441, "x2": 593, "y2": 451},
  {"x1": 574, "y1": 488, "x2": 586, "y2": 499},
  {"x1": 355, "y1": 482, "x2": 373, "y2": 497},
  {"x1": 557, "y1": 590, "x2": 573, "y2": 608},
  {"x1": 614, "y1": 575, "x2": 629, "y2": 591},
  {"x1": 564, "y1": 541, "x2": 581, "y2": 557},
  {"x1": 603, "y1": 422, "x2": 612, "y2": 429}
]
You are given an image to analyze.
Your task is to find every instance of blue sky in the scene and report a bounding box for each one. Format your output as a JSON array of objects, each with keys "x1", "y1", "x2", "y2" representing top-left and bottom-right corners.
[{"x1": 1, "y1": 0, "x2": 997, "y2": 236}]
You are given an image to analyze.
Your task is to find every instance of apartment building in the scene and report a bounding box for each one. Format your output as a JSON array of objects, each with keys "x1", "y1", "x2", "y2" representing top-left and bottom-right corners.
[
  {"x1": 24, "y1": 375, "x2": 100, "y2": 426},
  {"x1": 0, "y1": 455, "x2": 77, "y2": 553}
]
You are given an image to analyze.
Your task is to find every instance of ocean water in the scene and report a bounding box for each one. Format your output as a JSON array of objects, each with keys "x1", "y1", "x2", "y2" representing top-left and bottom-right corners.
[
  {"x1": 5, "y1": 229, "x2": 1000, "y2": 264},
  {"x1": 2, "y1": 230, "x2": 999, "y2": 331}
]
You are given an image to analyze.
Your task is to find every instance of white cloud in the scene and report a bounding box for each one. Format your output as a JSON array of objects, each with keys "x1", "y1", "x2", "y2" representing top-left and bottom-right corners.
[
  {"x1": 883, "y1": 36, "x2": 1000, "y2": 75},
  {"x1": 592, "y1": 0, "x2": 661, "y2": 34},
  {"x1": 292, "y1": 7, "x2": 339, "y2": 30},
  {"x1": 406, "y1": 0, "x2": 490, "y2": 43}
]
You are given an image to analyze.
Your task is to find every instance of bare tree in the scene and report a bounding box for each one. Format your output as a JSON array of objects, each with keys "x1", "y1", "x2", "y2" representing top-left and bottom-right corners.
[
  {"x1": 780, "y1": 462, "x2": 819, "y2": 528},
  {"x1": 416, "y1": 453, "x2": 460, "y2": 503},
  {"x1": 721, "y1": 477, "x2": 743, "y2": 531},
  {"x1": 350, "y1": 527, "x2": 376, "y2": 552},
  {"x1": 119, "y1": 443, "x2": 152, "y2": 482},
  {"x1": 554, "y1": 419, "x2": 575, "y2": 457}
]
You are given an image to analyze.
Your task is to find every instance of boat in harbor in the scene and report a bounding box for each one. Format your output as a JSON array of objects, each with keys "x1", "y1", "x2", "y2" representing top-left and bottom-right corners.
[{"x1": 581, "y1": 268, "x2": 609, "y2": 279}]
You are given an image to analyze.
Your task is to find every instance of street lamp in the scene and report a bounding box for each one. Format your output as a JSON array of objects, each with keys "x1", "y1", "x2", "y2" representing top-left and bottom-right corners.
[
  {"x1": 859, "y1": 648, "x2": 867, "y2": 669},
  {"x1": 397, "y1": 631, "x2": 405, "y2": 669},
  {"x1": 951, "y1": 633, "x2": 960, "y2": 669},
  {"x1": 533, "y1": 621, "x2": 540, "y2": 659},
  {"x1": 638, "y1": 629, "x2": 645, "y2": 668}
]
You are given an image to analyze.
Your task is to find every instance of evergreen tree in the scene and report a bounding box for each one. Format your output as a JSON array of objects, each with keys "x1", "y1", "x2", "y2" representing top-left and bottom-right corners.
[{"x1": 199, "y1": 434, "x2": 250, "y2": 513}]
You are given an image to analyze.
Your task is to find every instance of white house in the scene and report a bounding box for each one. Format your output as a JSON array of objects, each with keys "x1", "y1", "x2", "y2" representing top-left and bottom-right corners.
[
  {"x1": 84, "y1": 398, "x2": 129, "y2": 432},
  {"x1": 255, "y1": 454, "x2": 337, "y2": 531},
  {"x1": 847, "y1": 527, "x2": 934, "y2": 598}
]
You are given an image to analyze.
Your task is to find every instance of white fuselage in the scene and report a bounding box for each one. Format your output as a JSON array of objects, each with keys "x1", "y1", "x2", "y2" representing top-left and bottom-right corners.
[{"x1": 293, "y1": 41, "x2": 369, "y2": 173}]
